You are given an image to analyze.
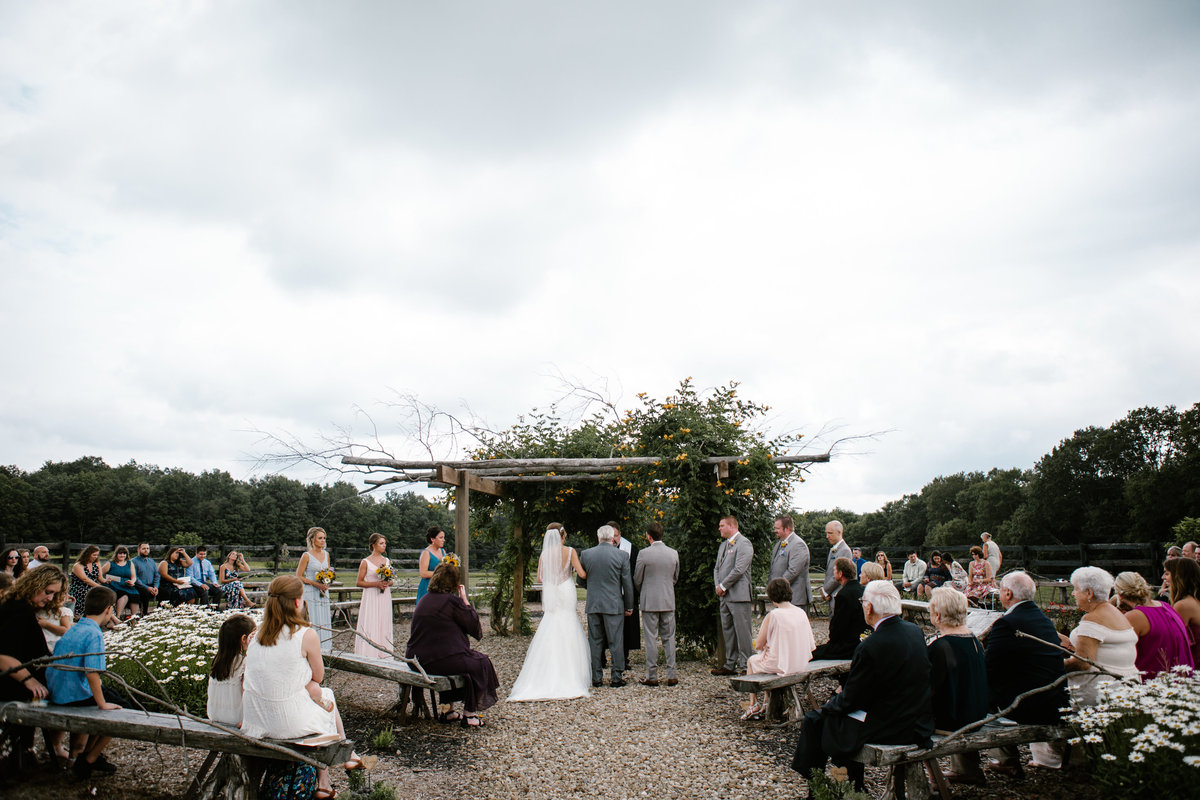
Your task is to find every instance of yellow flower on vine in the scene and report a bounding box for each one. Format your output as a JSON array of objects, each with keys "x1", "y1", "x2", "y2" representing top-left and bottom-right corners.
[
  {"x1": 680, "y1": 428, "x2": 690, "y2": 434},
  {"x1": 675, "y1": 453, "x2": 688, "y2": 461}
]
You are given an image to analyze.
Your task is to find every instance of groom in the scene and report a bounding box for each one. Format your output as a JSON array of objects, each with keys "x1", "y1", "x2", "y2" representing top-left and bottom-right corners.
[{"x1": 578, "y1": 524, "x2": 634, "y2": 687}]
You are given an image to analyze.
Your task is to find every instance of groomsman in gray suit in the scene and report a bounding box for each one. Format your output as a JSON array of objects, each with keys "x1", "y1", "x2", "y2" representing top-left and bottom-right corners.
[
  {"x1": 822, "y1": 520, "x2": 853, "y2": 600},
  {"x1": 634, "y1": 522, "x2": 680, "y2": 686},
  {"x1": 578, "y1": 525, "x2": 634, "y2": 687},
  {"x1": 769, "y1": 515, "x2": 812, "y2": 608},
  {"x1": 711, "y1": 515, "x2": 754, "y2": 675}
]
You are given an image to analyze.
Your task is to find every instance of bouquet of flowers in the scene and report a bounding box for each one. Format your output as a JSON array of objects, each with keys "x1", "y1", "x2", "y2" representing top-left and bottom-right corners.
[
  {"x1": 315, "y1": 568, "x2": 335, "y2": 585},
  {"x1": 375, "y1": 562, "x2": 394, "y2": 583},
  {"x1": 443, "y1": 553, "x2": 460, "y2": 568}
]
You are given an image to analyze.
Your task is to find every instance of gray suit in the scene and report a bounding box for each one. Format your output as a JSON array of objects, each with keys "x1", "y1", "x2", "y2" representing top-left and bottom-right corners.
[
  {"x1": 578, "y1": 543, "x2": 634, "y2": 682},
  {"x1": 713, "y1": 533, "x2": 754, "y2": 670},
  {"x1": 823, "y1": 538, "x2": 853, "y2": 597},
  {"x1": 634, "y1": 540, "x2": 679, "y2": 680},
  {"x1": 770, "y1": 532, "x2": 812, "y2": 607}
]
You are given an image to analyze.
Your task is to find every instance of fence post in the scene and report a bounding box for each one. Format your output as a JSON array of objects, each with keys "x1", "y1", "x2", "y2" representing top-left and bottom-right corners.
[
  {"x1": 1079, "y1": 543, "x2": 1089, "y2": 572},
  {"x1": 272, "y1": 543, "x2": 281, "y2": 576},
  {"x1": 1019, "y1": 545, "x2": 1029, "y2": 573},
  {"x1": 59, "y1": 540, "x2": 71, "y2": 569}
]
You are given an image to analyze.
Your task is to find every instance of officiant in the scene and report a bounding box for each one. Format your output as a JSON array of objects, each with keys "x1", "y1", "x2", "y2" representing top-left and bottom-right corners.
[{"x1": 611, "y1": 522, "x2": 641, "y2": 664}]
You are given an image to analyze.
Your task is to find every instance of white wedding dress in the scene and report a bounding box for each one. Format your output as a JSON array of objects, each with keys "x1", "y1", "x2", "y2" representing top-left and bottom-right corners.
[{"x1": 507, "y1": 530, "x2": 591, "y2": 701}]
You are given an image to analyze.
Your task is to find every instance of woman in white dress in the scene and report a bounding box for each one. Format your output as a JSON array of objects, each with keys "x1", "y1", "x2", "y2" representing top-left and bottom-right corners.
[{"x1": 507, "y1": 523, "x2": 592, "y2": 701}]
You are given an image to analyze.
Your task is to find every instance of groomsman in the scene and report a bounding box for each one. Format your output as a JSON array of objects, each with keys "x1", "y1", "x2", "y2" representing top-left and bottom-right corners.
[
  {"x1": 711, "y1": 515, "x2": 754, "y2": 675},
  {"x1": 769, "y1": 515, "x2": 812, "y2": 608},
  {"x1": 634, "y1": 522, "x2": 679, "y2": 686},
  {"x1": 822, "y1": 520, "x2": 853, "y2": 600}
]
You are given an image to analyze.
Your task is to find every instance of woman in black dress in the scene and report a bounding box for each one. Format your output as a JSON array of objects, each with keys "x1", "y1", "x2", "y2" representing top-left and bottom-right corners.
[{"x1": 927, "y1": 586, "x2": 988, "y2": 785}]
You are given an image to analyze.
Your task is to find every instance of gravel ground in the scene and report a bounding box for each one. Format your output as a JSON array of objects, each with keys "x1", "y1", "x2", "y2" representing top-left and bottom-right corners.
[{"x1": 4, "y1": 602, "x2": 1097, "y2": 800}]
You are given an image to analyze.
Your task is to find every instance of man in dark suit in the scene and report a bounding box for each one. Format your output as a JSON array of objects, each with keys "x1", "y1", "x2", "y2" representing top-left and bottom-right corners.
[
  {"x1": 985, "y1": 570, "x2": 1069, "y2": 771},
  {"x1": 811, "y1": 558, "x2": 868, "y2": 660},
  {"x1": 792, "y1": 580, "x2": 933, "y2": 794},
  {"x1": 578, "y1": 525, "x2": 634, "y2": 687}
]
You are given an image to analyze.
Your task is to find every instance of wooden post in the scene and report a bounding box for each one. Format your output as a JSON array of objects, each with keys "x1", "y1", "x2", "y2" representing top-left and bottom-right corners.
[
  {"x1": 511, "y1": 519, "x2": 524, "y2": 629},
  {"x1": 60, "y1": 540, "x2": 70, "y2": 569},
  {"x1": 272, "y1": 543, "x2": 281, "y2": 576},
  {"x1": 455, "y1": 475, "x2": 470, "y2": 592}
]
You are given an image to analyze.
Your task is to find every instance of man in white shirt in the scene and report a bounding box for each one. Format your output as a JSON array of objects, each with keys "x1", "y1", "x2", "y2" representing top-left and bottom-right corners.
[
  {"x1": 901, "y1": 551, "x2": 927, "y2": 596},
  {"x1": 27, "y1": 545, "x2": 51, "y2": 569}
]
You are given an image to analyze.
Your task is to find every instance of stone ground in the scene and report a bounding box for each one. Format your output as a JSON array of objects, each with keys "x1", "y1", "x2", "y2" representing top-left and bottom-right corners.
[{"x1": 4, "y1": 603, "x2": 1097, "y2": 799}]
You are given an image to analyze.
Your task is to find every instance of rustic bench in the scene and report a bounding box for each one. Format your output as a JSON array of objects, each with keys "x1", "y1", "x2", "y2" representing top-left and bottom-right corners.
[
  {"x1": 853, "y1": 721, "x2": 1071, "y2": 800},
  {"x1": 0, "y1": 700, "x2": 354, "y2": 799},
  {"x1": 727, "y1": 659, "x2": 852, "y2": 722},
  {"x1": 323, "y1": 651, "x2": 467, "y2": 722}
]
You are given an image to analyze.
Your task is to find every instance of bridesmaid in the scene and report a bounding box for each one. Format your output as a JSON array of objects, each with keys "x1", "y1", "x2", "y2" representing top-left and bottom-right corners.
[
  {"x1": 354, "y1": 534, "x2": 393, "y2": 659},
  {"x1": 296, "y1": 527, "x2": 334, "y2": 653},
  {"x1": 416, "y1": 527, "x2": 447, "y2": 604}
]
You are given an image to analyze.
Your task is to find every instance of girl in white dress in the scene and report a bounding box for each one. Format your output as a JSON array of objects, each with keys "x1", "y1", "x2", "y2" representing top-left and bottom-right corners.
[
  {"x1": 507, "y1": 523, "x2": 592, "y2": 702},
  {"x1": 206, "y1": 614, "x2": 256, "y2": 725}
]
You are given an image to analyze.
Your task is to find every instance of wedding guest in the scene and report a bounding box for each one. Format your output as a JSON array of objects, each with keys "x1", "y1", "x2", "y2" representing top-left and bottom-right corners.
[
  {"x1": 822, "y1": 521, "x2": 852, "y2": 600},
  {"x1": 1165, "y1": 556, "x2": 1200, "y2": 666},
  {"x1": 186, "y1": 546, "x2": 221, "y2": 607},
  {"x1": 28, "y1": 546, "x2": 51, "y2": 569},
  {"x1": 1061, "y1": 567, "x2": 1139, "y2": 707},
  {"x1": 874, "y1": 551, "x2": 894, "y2": 582},
  {"x1": 354, "y1": 533, "x2": 394, "y2": 659},
  {"x1": 1160, "y1": 547, "x2": 1183, "y2": 600},
  {"x1": 296, "y1": 527, "x2": 333, "y2": 653},
  {"x1": 859, "y1": 562, "x2": 885, "y2": 585},
  {"x1": 37, "y1": 578, "x2": 73, "y2": 651},
  {"x1": 712, "y1": 515, "x2": 754, "y2": 675},
  {"x1": 980, "y1": 532, "x2": 1002, "y2": 577},
  {"x1": 131, "y1": 542, "x2": 160, "y2": 612},
  {"x1": 101, "y1": 545, "x2": 141, "y2": 618},
  {"x1": 207, "y1": 614, "x2": 256, "y2": 725},
  {"x1": 158, "y1": 546, "x2": 197, "y2": 605},
  {"x1": 770, "y1": 515, "x2": 812, "y2": 608},
  {"x1": 69, "y1": 546, "x2": 105, "y2": 618},
  {"x1": 964, "y1": 546, "x2": 995, "y2": 605},
  {"x1": 919, "y1": 552, "x2": 952, "y2": 600},
  {"x1": 219, "y1": 550, "x2": 256, "y2": 609},
  {"x1": 811, "y1": 558, "x2": 867, "y2": 660},
  {"x1": 947, "y1": 554, "x2": 969, "y2": 591},
  {"x1": 985, "y1": 571, "x2": 1069, "y2": 773},
  {"x1": 406, "y1": 562, "x2": 499, "y2": 727},
  {"x1": 2, "y1": 548, "x2": 24, "y2": 579},
  {"x1": 0, "y1": 572, "x2": 12, "y2": 598},
  {"x1": 791, "y1": 581, "x2": 933, "y2": 793},
  {"x1": 1184, "y1": 541, "x2": 1199, "y2": 560},
  {"x1": 928, "y1": 587, "x2": 987, "y2": 785},
  {"x1": 19, "y1": 550, "x2": 31, "y2": 572},
  {"x1": 0, "y1": 565, "x2": 68, "y2": 760},
  {"x1": 242, "y1": 575, "x2": 363, "y2": 798},
  {"x1": 901, "y1": 551, "x2": 926, "y2": 596},
  {"x1": 850, "y1": 547, "x2": 868, "y2": 576},
  {"x1": 47, "y1": 586, "x2": 125, "y2": 780},
  {"x1": 635, "y1": 522, "x2": 680, "y2": 687},
  {"x1": 1113, "y1": 570, "x2": 1193, "y2": 679},
  {"x1": 741, "y1": 578, "x2": 815, "y2": 720},
  {"x1": 416, "y1": 527, "x2": 447, "y2": 604}
]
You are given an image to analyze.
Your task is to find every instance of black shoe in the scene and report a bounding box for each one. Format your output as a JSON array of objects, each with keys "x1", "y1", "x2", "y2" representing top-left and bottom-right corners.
[
  {"x1": 710, "y1": 667, "x2": 737, "y2": 676},
  {"x1": 592, "y1": 680, "x2": 603, "y2": 687},
  {"x1": 610, "y1": 679, "x2": 627, "y2": 688},
  {"x1": 665, "y1": 678, "x2": 679, "y2": 686},
  {"x1": 90, "y1": 755, "x2": 117, "y2": 775},
  {"x1": 72, "y1": 758, "x2": 93, "y2": 781}
]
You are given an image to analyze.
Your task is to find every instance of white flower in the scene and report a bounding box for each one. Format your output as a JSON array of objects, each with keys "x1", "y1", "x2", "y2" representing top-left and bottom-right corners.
[
  {"x1": 1068, "y1": 737, "x2": 1082, "y2": 745},
  {"x1": 1185, "y1": 756, "x2": 1200, "y2": 767},
  {"x1": 1129, "y1": 752, "x2": 1145, "y2": 763},
  {"x1": 1083, "y1": 734, "x2": 1102, "y2": 744},
  {"x1": 1101, "y1": 753, "x2": 1117, "y2": 761}
]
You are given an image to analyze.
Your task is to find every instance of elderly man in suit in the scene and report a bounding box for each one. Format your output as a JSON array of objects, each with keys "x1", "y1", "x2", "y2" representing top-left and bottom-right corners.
[
  {"x1": 578, "y1": 525, "x2": 634, "y2": 688},
  {"x1": 792, "y1": 580, "x2": 934, "y2": 794},
  {"x1": 634, "y1": 522, "x2": 680, "y2": 686},
  {"x1": 822, "y1": 520, "x2": 853, "y2": 600},
  {"x1": 985, "y1": 570, "x2": 1069, "y2": 772},
  {"x1": 770, "y1": 515, "x2": 812, "y2": 608},
  {"x1": 711, "y1": 515, "x2": 754, "y2": 676},
  {"x1": 811, "y1": 557, "x2": 868, "y2": 660}
]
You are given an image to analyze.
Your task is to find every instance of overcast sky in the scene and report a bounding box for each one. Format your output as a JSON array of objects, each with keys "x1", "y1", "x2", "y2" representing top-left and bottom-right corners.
[{"x1": 3, "y1": 1, "x2": 1198, "y2": 514}]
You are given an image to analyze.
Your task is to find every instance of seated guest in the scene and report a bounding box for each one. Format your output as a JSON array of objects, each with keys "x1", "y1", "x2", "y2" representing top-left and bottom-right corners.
[
  {"x1": 741, "y1": 578, "x2": 815, "y2": 720},
  {"x1": 36, "y1": 579, "x2": 73, "y2": 651},
  {"x1": 242, "y1": 576, "x2": 364, "y2": 799},
  {"x1": 901, "y1": 551, "x2": 927, "y2": 596},
  {"x1": 47, "y1": 586, "x2": 125, "y2": 780},
  {"x1": 919, "y1": 552, "x2": 952, "y2": 600},
  {"x1": 207, "y1": 614, "x2": 257, "y2": 725},
  {"x1": 858, "y1": 561, "x2": 885, "y2": 585},
  {"x1": 1164, "y1": 557, "x2": 1200, "y2": 667},
  {"x1": 158, "y1": 546, "x2": 196, "y2": 605},
  {"x1": 850, "y1": 548, "x2": 868, "y2": 576},
  {"x1": 406, "y1": 562, "x2": 499, "y2": 727},
  {"x1": 928, "y1": 587, "x2": 987, "y2": 785},
  {"x1": 0, "y1": 572, "x2": 12, "y2": 598},
  {"x1": 947, "y1": 554, "x2": 969, "y2": 591},
  {"x1": 1159, "y1": 547, "x2": 1182, "y2": 600},
  {"x1": 3, "y1": 548, "x2": 25, "y2": 579},
  {"x1": 101, "y1": 545, "x2": 141, "y2": 618},
  {"x1": 69, "y1": 546, "x2": 105, "y2": 619},
  {"x1": 1113, "y1": 570, "x2": 1193, "y2": 679},
  {"x1": 0, "y1": 565, "x2": 67, "y2": 762},
  {"x1": 874, "y1": 551, "x2": 894, "y2": 581},
  {"x1": 985, "y1": 571, "x2": 1069, "y2": 772},
  {"x1": 131, "y1": 542, "x2": 160, "y2": 612},
  {"x1": 964, "y1": 546, "x2": 995, "y2": 605},
  {"x1": 791, "y1": 581, "x2": 933, "y2": 794},
  {"x1": 812, "y1": 558, "x2": 868, "y2": 661},
  {"x1": 1061, "y1": 567, "x2": 1139, "y2": 706},
  {"x1": 186, "y1": 546, "x2": 221, "y2": 607},
  {"x1": 219, "y1": 550, "x2": 256, "y2": 609},
  {"x1": 28, "y1": 546, "x2": 51, "y2": 569}
]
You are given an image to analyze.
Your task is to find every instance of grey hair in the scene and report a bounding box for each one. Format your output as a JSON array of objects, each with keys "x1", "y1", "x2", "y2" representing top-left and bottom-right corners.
[
  {"x1": 826, "y1": 520, "x2": 844, "y2": 536},
  {"x1": 1071, "y1": 566, "x2": 1115, "y2": 602},
  {"x1": 929, "y1": 586, "x2": 968, "y2": 627},
  {"x1": 1002, "y1": 571, "x2": 1036, "y2": 602},
  {"x1": 980, "y1": 532, "x2": 992, "y2": 541},
  {"x1": 597, "y1": 525, "x2": 615, "y2": 543},
  {"x1": 863, "y1": 580, "x2": 901, "y2": 616}
]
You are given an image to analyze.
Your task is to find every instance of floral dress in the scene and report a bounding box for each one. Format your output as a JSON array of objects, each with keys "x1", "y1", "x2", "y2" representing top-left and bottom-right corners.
[
  {"x1": 222, "y1": 565, "x2": 247, "y2": 609},
  {"x1": 69, "y1": 562, "x2": 101, "y2": 617}
]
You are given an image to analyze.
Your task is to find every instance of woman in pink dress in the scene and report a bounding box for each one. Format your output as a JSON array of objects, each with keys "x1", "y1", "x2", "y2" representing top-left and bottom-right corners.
[
  {"x1": 741, "y1": 578, "x2": 816, "y2": 720},
  {"x1": 963, "y1": 546, "x2": 994, "y2": 605},
  {"x1": 354, "y1": 533, "x2": 393, "y2": 659}
]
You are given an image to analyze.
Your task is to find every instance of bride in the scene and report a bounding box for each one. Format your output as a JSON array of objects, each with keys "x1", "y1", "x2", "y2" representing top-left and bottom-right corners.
[{"x1": 507, "y1": 523, "x2": 592, "y2": 701}]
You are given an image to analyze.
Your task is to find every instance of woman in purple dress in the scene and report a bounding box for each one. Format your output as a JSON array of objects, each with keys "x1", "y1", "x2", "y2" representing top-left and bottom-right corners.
[
  {"x1": 1114, "y1": 570, "x2": 1194, "y2": 679},
  {"x1": 406, "y1": 561, "x2": 498, "y2": 727}
]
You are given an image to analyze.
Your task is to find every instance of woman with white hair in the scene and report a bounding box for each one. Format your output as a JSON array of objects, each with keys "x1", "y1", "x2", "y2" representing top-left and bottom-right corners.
[{"x1": 1061, "y1": 566, "x2": 1139, "y2": 705}]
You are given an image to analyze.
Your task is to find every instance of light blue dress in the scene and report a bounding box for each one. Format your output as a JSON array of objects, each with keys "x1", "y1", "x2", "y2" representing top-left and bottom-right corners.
[
  {"x1": 416, "y1": 549, "x2": 444, "y2": 603},
  {"x1": 303, "y1": 551, "x2": 333, "y2": 652}
]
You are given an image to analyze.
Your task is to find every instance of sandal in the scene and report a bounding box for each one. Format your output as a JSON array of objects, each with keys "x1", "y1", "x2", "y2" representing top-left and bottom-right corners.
[
  {"x1": 439, "y1": 710, "x2": 464, "y2": 723},
  {"x1": 461, "y1": 715, "x2": 484, "y2": 728},
  {"x1": 314, "y1": 790, "x2": 339, "y2": 800},
  {"x1": 740, "y1": 704, "x2": 764, "y2": 721}
]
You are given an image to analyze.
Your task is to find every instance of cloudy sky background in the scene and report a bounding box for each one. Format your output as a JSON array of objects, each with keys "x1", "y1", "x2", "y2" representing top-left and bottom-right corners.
[{"x1": 2, "y1": 1, "x2": 1198, "y2": 513}]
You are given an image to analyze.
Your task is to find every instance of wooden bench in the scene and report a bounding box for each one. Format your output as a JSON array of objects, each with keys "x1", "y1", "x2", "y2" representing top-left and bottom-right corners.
[
  {"x1": 323, "y1": 652, "x2": 467, "y2": 722},
  {"x1": 853, "y1": 721, "x2": 1071, "y2": 799},
  {"x1": 728, "y1": 659, "x2": 852, "y2": 722},
  {"x1": 0, "y1": 700, "x2": 354, "y2": 799},
  {"x1": 1038, "y1": 579, "x2": 1072, "y2": 604}
]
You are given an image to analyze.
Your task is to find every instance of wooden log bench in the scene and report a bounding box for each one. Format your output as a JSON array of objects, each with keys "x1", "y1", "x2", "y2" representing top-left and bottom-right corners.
[
  {"x1": 0, "y1": 700, "x2": 354, "y2": 800},
  {"x1": 727, "y1": 659, "x2": 852, "y2": 722},
  {"x1": 852, "y1": 721, "x2": 1071, "y2": 800},
  {"x1": 323, "y1": 652, "x2": 467, "y2": 723}
]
